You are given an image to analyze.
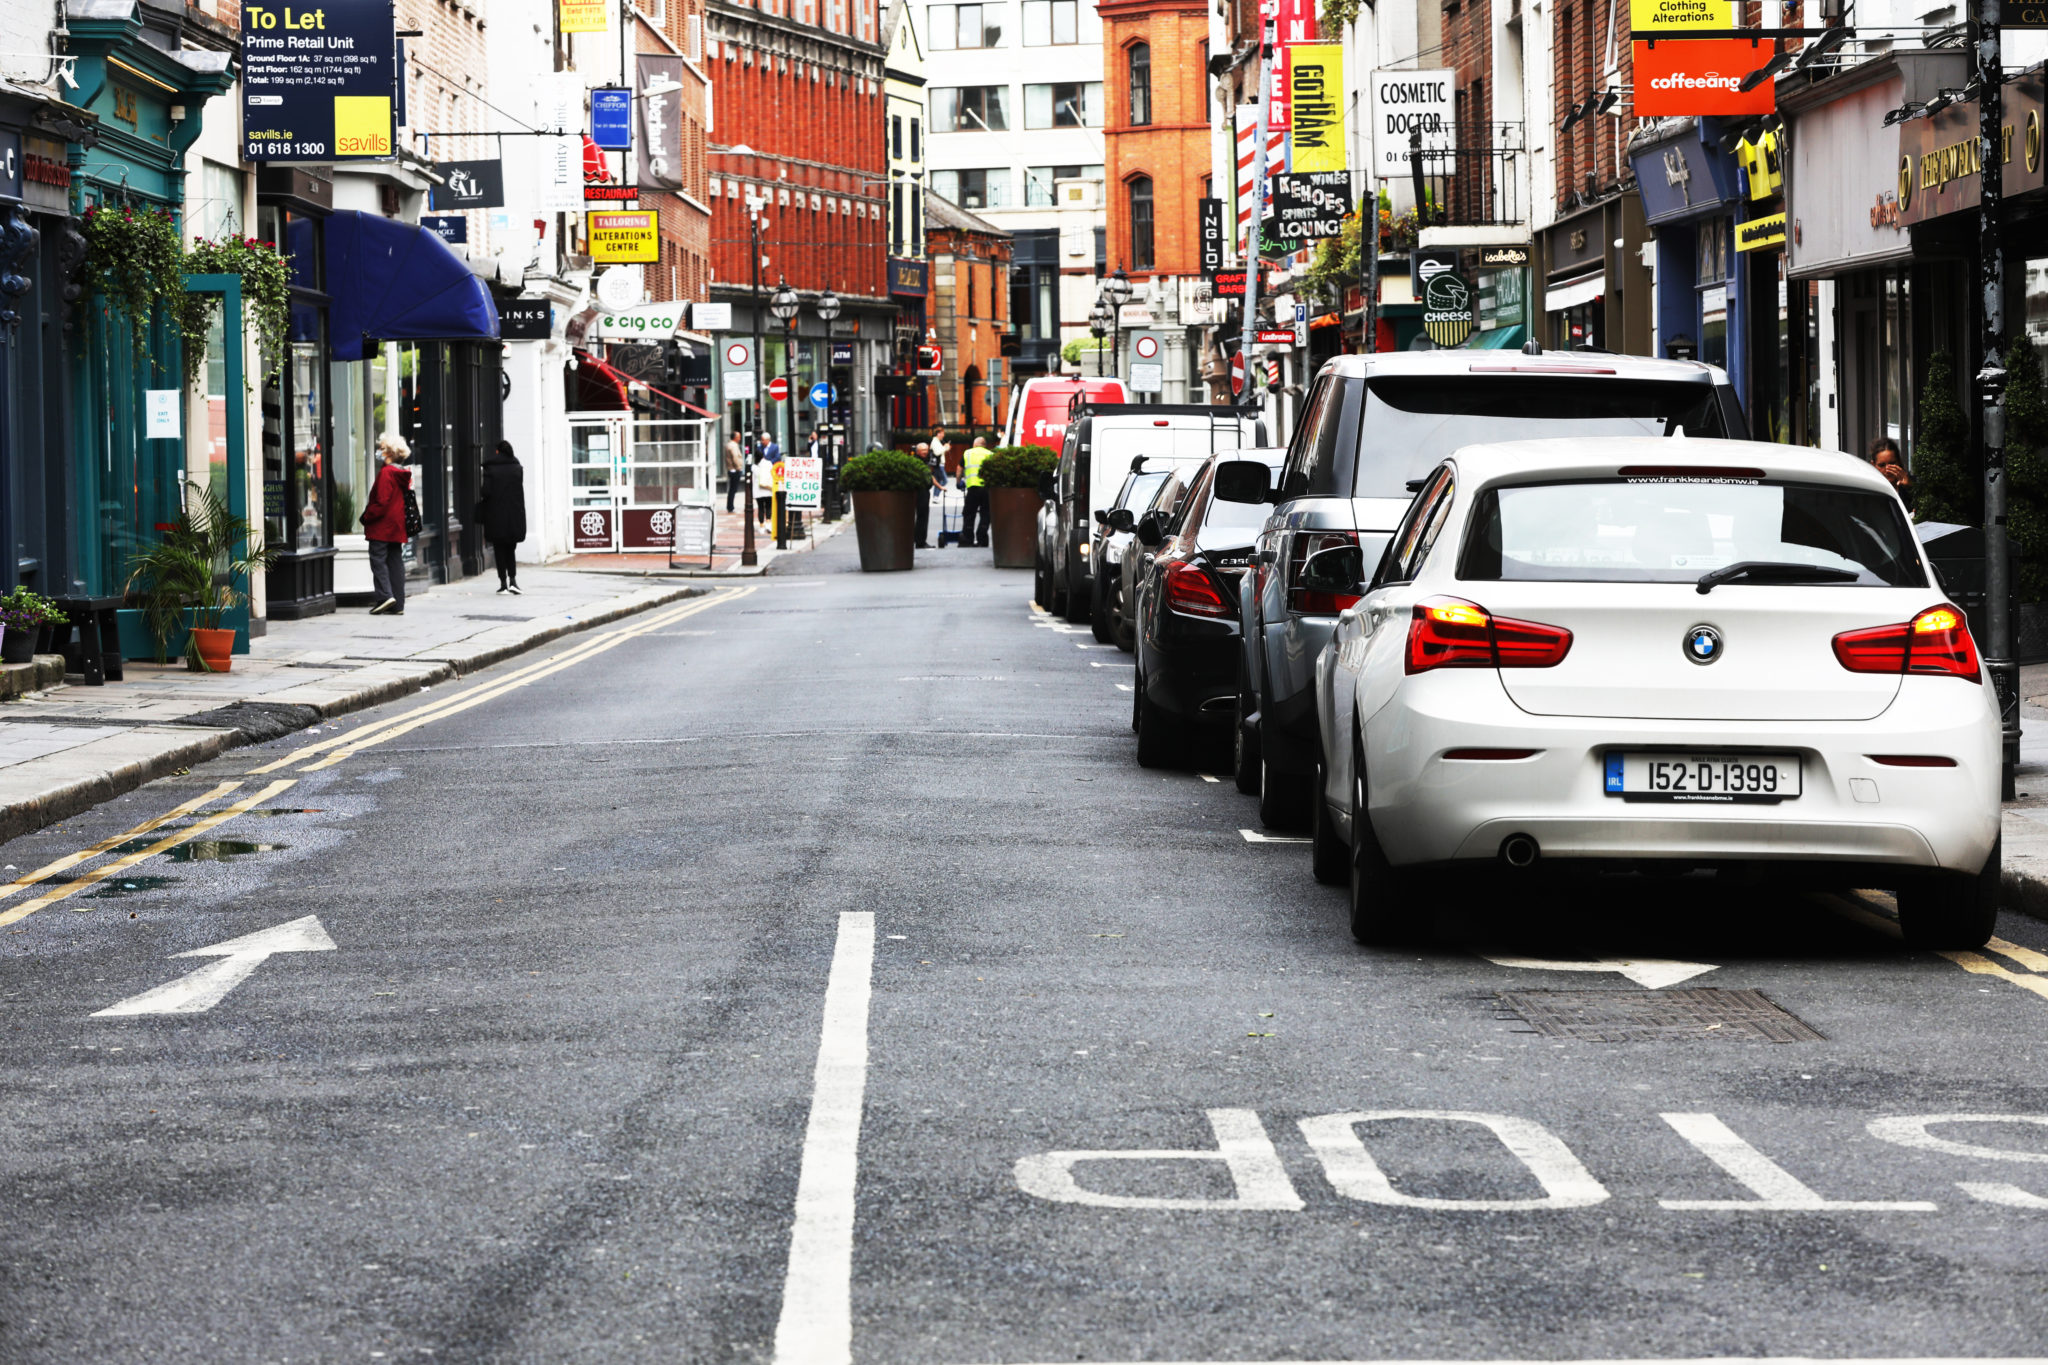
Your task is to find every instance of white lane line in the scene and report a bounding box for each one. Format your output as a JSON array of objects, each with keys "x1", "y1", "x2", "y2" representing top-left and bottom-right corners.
[
  {"x1": 1114, "y1": 684, "x2": 1133, "y2": 692},
  {"x1": 1198, "y1": 773, "x2": 1220, "y2": 783},
  {"x1": 772, "y1": 911, "x2": 876, "y2": 1365},
  {"x1": 960, "y1": 1358, "x2": 2048, "y2": 1365},
  {"x1": 1240, "y1": 829, "x2": 1310, "y2": 844}
]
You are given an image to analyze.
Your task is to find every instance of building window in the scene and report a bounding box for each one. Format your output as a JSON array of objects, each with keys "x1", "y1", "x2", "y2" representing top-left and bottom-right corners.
[
  {"x1": 927, "y1": 3, "x2": 1002, "y2": 48},
  {"x1": 910, "y1": 117, "x2": 921, "y2": 162},
  {"x1": 932, "y1": 85, "x2": 1009, "y2": 131},
  {"x1": 931, "y1": 168, "x2": 1009, "y2": 209},
  {"x1": 1024, "y1": 81, "x2": 1099, "y2": 128},
  {"x1": 1022, "y1": 0, "x2": 1078, "y2": 44},
  {"x1": 1127, "y1": 43, "x2": 1151, "y2": 126},
  {"x1": 892, "y1": 113, "x2": 903, "y2": 158},
  {"x1": 1697, "y1": 216, "x2": 1728, "y2": 285},
  {"x1": 1024, "y1": 163, "x2": 1103, "y2": 205},
  {"x1": 1128, "y1": 175, "x2": 1153, "y2": 270},
  {"x1": 893, "y1": 183, "x2": 904, "y2": 251}
]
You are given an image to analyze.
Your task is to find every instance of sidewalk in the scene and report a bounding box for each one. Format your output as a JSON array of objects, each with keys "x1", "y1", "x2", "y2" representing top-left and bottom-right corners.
[
  {"x1": 552, "y1": 504, "x2": 850, "y2": 577},
  {"x1": 2001, "y1": 663, "x2": 2048, "y2": 919},
  {"x1": 0, "y1": 567, "x2": 712, "y2": 845}
]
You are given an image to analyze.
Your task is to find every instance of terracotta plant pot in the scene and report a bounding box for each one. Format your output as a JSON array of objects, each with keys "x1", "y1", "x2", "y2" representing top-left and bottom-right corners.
[
  {"x1": 189, "y1": 626, "x2": 235, "y2": 673},
  {"x1": 850, "y1": 491, "x2": 917, "y2": 571},
  {"x1": 988, "y1": 487, "x2": 1042, "y2": 569}
]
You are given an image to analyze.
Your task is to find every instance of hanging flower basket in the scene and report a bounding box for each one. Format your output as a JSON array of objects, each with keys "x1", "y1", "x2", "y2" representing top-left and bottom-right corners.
[{"x1": 178, "y1": 234, "x2": 292, "y2": 386}]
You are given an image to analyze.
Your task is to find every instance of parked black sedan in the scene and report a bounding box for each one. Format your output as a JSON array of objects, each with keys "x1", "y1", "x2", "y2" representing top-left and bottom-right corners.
[{"x1": 1129, "y1": 448, "x2": 1286, "y2": 768}]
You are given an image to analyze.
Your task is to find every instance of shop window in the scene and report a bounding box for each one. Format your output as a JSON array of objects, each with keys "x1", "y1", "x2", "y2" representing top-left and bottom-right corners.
[
  {"x1": 1697, "y1": 217, "x2": 1727, "y2": 287},
  {"x1": 1128, "y1": 43, "x2": 1152, "y2": 126}
]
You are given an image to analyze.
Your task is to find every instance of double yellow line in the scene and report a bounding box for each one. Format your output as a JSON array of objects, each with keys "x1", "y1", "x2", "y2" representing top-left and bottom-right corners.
[
  {"x1": 1944, "y1": 938, "x2": 2048, "y2": 1003},
  {"x1": 0, "y1": 588, "x2": 750, "y2": 929}
]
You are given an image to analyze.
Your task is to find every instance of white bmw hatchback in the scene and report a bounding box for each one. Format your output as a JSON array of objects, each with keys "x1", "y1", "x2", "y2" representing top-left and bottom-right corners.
[{"x1": 1307, "y1": 437, "x2": 2002, "y2": 950}]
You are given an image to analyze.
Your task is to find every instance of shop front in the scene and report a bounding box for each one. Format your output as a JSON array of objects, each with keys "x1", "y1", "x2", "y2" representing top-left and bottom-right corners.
[
  {"x1": 64, "y1": 2, "x2": 233, "y2": 611},
  {"x1": 1536, "y1": 194, "x2": 1651, "y2": 355},
  {"x1": 1784, "y1": 50, "x2": 1966, "y2": 458},
  {"x1": 1630, "y1": 119, "x2": 1744, "y2": 373},
  {"x1": 0, "y1": 90, "x2": 95, "y2": 597}
]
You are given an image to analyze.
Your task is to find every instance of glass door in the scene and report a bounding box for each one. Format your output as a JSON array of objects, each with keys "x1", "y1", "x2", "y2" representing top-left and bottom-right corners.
[{"x1": 568, "y1": 416, "x2": 626, "y2": 552}]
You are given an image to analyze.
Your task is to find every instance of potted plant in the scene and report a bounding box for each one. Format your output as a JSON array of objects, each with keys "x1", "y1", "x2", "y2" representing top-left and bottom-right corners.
[
  {"x1": 841, "y1": 450, "x2": 931, "y2": 571},
  {"x1": 127, "y1": 484, "x2": 280, "y2": 672},
  {"x1": 0, "y1": 589, "x2": 66, "y2": 665},
  {"x1": 979, "y1": 445, "x2": 1059, "y2": 569}
]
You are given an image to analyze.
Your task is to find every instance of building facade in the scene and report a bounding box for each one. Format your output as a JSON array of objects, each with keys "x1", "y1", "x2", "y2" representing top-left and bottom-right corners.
[{"x1": 926, "y1": 189, "x2": 1011, "y2": 431}]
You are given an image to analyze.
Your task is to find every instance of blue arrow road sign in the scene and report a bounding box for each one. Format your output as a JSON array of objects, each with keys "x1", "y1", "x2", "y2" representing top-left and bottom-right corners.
[{"x1": 809, "y1": 382, "x2": 837, "y2": 408}]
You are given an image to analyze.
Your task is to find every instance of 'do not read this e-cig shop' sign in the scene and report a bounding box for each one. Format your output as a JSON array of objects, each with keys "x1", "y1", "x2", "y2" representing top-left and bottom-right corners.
[{"x1": 242, "y1": 0, "x2": 396, "y2": 161}]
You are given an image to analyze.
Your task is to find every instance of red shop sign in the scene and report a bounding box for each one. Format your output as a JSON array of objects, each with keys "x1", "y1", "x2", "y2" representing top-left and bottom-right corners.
[{"x1": 1631, "y1": 39, "x2": 1775, "y2": 118}]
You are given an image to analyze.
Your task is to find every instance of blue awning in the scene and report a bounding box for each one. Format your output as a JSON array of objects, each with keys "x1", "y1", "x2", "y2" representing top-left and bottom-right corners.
[{"x1": 325, "y1": 210, "x2": 500, "y2": 361}]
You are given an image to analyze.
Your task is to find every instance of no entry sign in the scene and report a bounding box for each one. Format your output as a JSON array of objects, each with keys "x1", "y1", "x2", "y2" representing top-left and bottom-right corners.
[{"x1": 767, "y1": 376, "x2": 791, "y2": 401}]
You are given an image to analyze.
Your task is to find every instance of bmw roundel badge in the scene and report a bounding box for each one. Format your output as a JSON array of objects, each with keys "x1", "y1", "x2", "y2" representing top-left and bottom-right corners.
[{"x1": 1684, "y1": 624, "x2": 1723, "y2": 666}]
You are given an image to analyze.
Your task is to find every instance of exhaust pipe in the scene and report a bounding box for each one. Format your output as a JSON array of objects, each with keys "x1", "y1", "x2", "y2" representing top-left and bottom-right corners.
[{"x1": 1499, "y1": 834, "x2": 1541, "y2": 869}]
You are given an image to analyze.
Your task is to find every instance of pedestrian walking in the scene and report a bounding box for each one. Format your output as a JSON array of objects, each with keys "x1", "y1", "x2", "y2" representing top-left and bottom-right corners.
[
  {"x1": 960, "y1": 435, "x2": 992, "y2": 547},
  {"x1": 912, "y1": 440, "x2": 945, "y2": 548},
  {"x1": 359, "y1": 434, "x2": 414, "y2": 615},
  {"x1": 478, "y1": 439, "x2": 528, "y2": 594},
  {"x1": 753, "y1": 433, "x2": 777, "y2": 529},
  {"x1": 932, "y1": 426, "x2": 956, "y2": 481},
  {"x1": 724, "y1": 430, "x2": 745, "y2": 513}
]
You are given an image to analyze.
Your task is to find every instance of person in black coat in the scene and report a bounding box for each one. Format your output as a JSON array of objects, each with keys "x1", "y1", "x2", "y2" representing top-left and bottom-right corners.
[{"x1": 479, "y1": 439, "x2": 528, "y2": 594}]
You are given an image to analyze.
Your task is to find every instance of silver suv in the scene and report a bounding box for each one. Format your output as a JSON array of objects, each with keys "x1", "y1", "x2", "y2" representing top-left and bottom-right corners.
[{"x1": 1231, "y1": 349, "x2": 1750, "y2": 826}]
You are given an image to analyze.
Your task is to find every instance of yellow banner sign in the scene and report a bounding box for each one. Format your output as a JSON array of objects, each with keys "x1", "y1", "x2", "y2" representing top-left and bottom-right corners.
[
  {"x1": 1288, "y1": 45, "x2": 1345, "y2": 173},
  {"x1": 1629, "y1": 0, "x2": 1732, "y2": 28},
  {"x1": 559, "y1": 0, "x2": 608, "y2": 33},
  {"x1": 587, "y1": 210, "x2": 659, "y2": 263},
  {"x1": 1735, "y1": 211, "x2": 1787, "y2": 252}
]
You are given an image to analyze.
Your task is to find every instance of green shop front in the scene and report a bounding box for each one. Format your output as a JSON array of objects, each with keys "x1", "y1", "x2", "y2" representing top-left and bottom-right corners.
[{"x1": 65, "y1": 1, "x2": 237, "y2": 654}]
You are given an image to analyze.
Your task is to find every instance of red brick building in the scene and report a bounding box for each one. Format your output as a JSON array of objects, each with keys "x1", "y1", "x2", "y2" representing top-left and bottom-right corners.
[
  {"x1": 926, "y1": 192, "x2": 1012, "y2": 433},
  {"x1": 704, "y1": 0, "x2": 894, "y2": 446},
  {"x1": 636, "y1": 8, "x2": 715, "y2": 306},
  {"x1": 1100, "y1": 0, "x2": 1211, "y2": 281}
]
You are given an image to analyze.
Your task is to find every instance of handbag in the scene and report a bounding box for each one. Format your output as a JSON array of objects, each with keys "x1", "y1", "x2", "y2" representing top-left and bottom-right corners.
[{"x1": 403, "y1": 483, "x2": 424, "y2": 538}]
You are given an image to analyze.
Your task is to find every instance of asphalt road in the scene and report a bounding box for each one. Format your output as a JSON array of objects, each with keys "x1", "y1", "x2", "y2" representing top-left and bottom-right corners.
[{"x1": 5, "y1": 533, "x2": 2048, "y2": 1364}]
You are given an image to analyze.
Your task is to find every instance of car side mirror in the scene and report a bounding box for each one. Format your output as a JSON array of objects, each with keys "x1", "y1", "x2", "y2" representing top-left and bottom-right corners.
[
  {"x1": 1301, "y1": 544, "x2": 1366, "y2": 596},
  {"x1": 1213, "y1": 460, "x2": 1271, "y2": 504},
  {"x1": 1037, "y1": 473, "x2": 1056, "y2": 500},
  {"x1": 1136, "y1": 513, "x2": 1165, "y2": 548},
  {"x1": 1108, "y1": 507, "x2": 1136, "y2": 533},
  {"x1": 1093, "y1": 508, "x2": 1109, "y2": 527}
]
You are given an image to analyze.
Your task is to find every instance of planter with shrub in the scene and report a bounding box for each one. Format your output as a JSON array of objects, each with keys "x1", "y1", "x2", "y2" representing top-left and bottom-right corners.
[
  {"x1": 841, "y1": 450, "x2": 930, "y2": 571},
  {"x1": 980, "y1": 445, "x2": 1058, "y2": 569},
  {"x1": 127, "y1": 484, "x2": 280, "y2": 671},
  {"x1": 0, "y1": 589, "x2": 66, "y2": 665}
]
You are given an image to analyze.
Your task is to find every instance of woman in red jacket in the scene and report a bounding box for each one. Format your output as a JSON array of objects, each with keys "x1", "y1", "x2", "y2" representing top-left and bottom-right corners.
[{"x1": 360, "y1": 435, "x2": 413, "y2": 615}]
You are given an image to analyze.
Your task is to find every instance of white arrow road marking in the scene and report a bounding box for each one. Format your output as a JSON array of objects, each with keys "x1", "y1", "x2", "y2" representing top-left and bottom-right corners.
[
  {"x1": 1480, "y1": 953, "x2": 1718, "y2": 990},
  {"x1": 1240, "y1": 829, "x2": 1311, "y2": 845},
  {"x1": 93, "y1": 915, "x2": 336, "y2": 1017}
]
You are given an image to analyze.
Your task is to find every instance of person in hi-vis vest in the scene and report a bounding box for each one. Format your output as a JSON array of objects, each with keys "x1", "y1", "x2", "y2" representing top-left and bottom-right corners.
[{"x1": 960, "y1": 438, "x2": 992, "y2": 548}]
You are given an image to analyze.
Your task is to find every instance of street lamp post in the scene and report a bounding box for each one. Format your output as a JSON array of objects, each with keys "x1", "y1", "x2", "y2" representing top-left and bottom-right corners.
[
  {"x1": 741, "y1": 191, "x2": 768, "y2": 567},
  {"x1": 1089, "y1": 302, "x2": 1108, "y2": 377},
  {"x1": 769, "y1": 279, "x2": 800, "y2": 549},
  {"x1": 816, "y1": 287, "x2": 843, "y2": 520},
  {"x1": 1104, "y1": 264, "x2": 1132, "y2": 387}
]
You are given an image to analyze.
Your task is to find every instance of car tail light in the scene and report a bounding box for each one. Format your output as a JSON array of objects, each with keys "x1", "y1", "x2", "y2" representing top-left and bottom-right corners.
[
  {"x1": 1406, "y1": 596, "x2": 1574, "y2": 674},
  {"x1": 1165, "y1": 560, "x2": 1231, "y2": 618},
  {"x1": 1287, "y1": 530, "x2": 1361, "y2": 614},
  {"x1": 1832, "y1": 604, "x2": 1981, "y2": 682}
]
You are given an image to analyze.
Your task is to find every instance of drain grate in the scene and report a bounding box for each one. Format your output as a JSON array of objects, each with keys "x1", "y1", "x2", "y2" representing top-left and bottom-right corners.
[{"x1": 1496, "y1": 988, "x2": 1825, "y2": 1043}]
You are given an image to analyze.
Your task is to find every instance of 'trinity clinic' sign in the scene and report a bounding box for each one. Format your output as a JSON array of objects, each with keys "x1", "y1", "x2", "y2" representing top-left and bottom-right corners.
[{"x1": 241, "y1": 0, "x2": 395, "y2": 161}]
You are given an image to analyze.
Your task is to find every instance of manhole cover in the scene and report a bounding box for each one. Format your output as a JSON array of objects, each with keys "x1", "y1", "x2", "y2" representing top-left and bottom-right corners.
[{"x1": 1496, "y1": 988, "x2": 1825, "y2": 1043}]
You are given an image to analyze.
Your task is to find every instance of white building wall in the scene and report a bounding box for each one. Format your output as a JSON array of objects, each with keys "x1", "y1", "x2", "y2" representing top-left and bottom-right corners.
[{"x1": 0, "y1": 0, "x2": 56, "y2": 83}]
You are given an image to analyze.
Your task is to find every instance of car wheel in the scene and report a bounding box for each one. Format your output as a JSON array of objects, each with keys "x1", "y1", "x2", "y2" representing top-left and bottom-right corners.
[
  {"x1": 1050, "y1": 573, "x2": 1069, "y2": 618},
  {"x1": 1896, "y1": 838, "x2": 2000, "y2": 950},
  {"x1": 1233, "y1": 663, "x2": 1261, "y2": 795},
  {"x1": 1310, "y1": 754, "x2": 1348, "y2": 885},
  {"x1": 1348, "y1": 751, "x2": 1417, "y2": 945},
  {"x1": 1258, "y1": 753, "x2": 1310, "y2": 830},
  {"x1": 1033, "y1": 559, "x2": 1051, "y2": 608},
  {"x1": 1090, "y1": 577, "x2": 1115, "y2": 643},
  {"x1": 1135, "y1": 680, "x2": 1181, "y2": 769},
  {"x1": 1063, "y1": 573, "x2": 1091, "y2": 624}
]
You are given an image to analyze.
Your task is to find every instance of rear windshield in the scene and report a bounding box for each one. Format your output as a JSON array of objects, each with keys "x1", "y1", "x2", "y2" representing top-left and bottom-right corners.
[
  {"x1": 1457, "y1": 478, "x2": 1926, "y2": 587},
  {"x1": 1353, "y1": 377, "x2": 1730, "y2": 498},
  {"x1": 1118, "y1": 471, "x2": 1168, "y2": 512}
]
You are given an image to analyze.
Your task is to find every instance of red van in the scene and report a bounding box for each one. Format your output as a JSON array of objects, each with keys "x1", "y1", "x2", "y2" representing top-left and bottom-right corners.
[{"x1": 1002, "y1": 375, "x2": 1128, "y2": 451}]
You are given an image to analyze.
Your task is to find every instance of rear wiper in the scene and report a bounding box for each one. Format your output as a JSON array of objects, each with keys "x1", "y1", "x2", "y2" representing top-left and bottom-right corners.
[{"x1": 1696, "y1": 561, "x2": 1860, "y2": 594}]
